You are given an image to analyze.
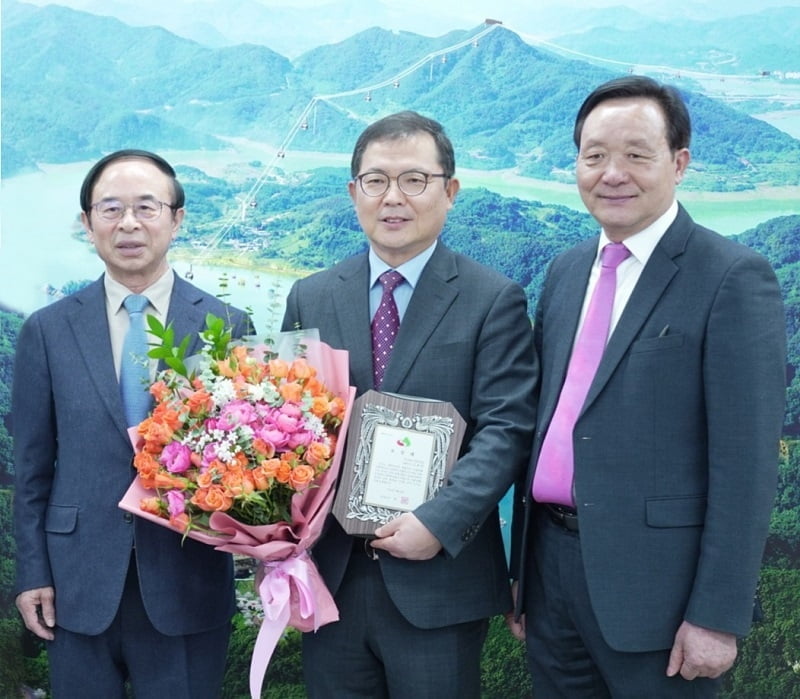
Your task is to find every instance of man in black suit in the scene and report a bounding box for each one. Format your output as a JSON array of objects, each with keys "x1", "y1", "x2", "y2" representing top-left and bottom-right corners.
[
  {"x1": 283, "y1": 111, "x2": 538, "y2": 697},
  {"x1": 509, "y1": 76, "x2": 786, "y2": 697}
]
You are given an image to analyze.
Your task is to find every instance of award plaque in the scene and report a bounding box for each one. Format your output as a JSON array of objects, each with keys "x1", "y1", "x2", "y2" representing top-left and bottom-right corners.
[{"x1": 332, "y1": 390, "x2": 466, "y2": 537}]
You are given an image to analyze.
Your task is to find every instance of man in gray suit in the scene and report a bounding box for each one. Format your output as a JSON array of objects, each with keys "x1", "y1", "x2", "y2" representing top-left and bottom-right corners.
[
  {"x1": 13, "y1": 150, "x2": 251, "y2": 697},
  {"x1": 509, "y1": 76, "x2": 786, "y2": 696},
  {"x1": 282, "y1": 111, "x2": 537, "y2": 697}
]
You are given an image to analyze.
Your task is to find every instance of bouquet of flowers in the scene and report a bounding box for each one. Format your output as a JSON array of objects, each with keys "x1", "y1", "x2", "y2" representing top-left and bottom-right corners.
[{"x1": 119, "y1": 315, "x2": 355, "y2": 699}]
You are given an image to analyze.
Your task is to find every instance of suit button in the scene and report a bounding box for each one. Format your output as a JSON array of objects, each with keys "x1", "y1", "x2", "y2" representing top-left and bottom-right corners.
[{"x1": 123, "y1": 513, "x2": 133, "y2": 523}]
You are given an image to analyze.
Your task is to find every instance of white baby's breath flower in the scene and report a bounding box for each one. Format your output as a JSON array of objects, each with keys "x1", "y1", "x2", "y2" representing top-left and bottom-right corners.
[
  {"x1": 248, "y1": 384, "x2": 265, "y2": 402},
  {"x1": 211, "y1": 378, "x2": 237, "y2": 404}
]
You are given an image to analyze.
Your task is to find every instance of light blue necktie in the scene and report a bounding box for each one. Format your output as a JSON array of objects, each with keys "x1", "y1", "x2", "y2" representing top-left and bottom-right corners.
[{"x1": 120, "y1": 294, "x2": 152, "y2": 426}]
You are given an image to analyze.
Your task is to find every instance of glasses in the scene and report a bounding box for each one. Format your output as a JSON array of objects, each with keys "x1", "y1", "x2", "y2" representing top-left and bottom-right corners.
[
  {"x1": 354, "y1": 170, "x2": 450, "y2": 197},
  {"x1": 91, "y1": 199, "x2": 175, "y2": 222}
]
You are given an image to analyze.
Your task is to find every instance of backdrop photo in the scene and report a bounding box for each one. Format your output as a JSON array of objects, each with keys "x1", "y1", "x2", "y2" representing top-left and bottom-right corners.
[{"x1": 2, "y1": 0, "x2": 799, "y2": 696}]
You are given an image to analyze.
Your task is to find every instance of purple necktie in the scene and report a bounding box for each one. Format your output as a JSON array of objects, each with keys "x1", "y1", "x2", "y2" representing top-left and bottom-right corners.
[
  {"x1": 533, "y1": 242, "x2": 631, "y2": 507},
  {"x1": 372, "y1": 270, "x2": 405, "y2": 389}
]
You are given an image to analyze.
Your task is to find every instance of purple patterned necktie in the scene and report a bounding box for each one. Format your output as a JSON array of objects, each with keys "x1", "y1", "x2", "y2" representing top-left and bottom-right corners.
[
  {"x1": 372, "y1": 270, "x2": 405, "y2": 389},
  {"x1": 533, "y1": 242, "x2": 631, "y2": 507}
]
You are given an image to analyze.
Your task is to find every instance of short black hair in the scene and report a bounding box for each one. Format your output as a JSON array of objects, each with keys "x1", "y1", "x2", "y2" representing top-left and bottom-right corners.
[
  {"x1": 350, "y1": 111, "x2": 455, "y2": 179},
  {"x1": 79, "y1": 149, "x2": 185, "y2": 213},
  {"x1": 573, "y1": 75, "x2": 691, "y2": 153}
]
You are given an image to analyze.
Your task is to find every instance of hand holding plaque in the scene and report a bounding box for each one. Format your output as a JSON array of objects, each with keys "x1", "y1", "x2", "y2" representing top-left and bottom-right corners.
[{"x1": 332, "y1": 391, "x2": 466, "y2": 537}]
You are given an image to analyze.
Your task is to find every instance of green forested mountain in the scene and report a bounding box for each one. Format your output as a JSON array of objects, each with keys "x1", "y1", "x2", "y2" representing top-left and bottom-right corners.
[
  {"x1": 1, "y1": 1, "x2": 291, "y2": 166},
  {"x1": 735, "y1": 215, "x2": 800, "y2": 435},
  {"x1": 3, "y1": 1, "x2": 800, "y2": 189}
]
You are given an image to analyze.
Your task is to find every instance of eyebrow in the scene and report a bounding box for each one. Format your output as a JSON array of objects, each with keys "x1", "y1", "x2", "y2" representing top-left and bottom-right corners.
[
  {"x1": 96, "y1": 194, "x2": 160, "y2": 202},
  {"x1": 581, "y1": 138, "x2": 658, "y2": 150}
]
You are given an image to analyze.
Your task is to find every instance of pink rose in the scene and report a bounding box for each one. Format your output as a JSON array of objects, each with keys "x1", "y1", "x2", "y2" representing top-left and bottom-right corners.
[
  {"x1": 159, "y1": 442, "x2": 192, "y2": 473},
  {"x1": 202, "y1": 443, "x2": 220, "y2": 468},
  {"x1": 257, "y1": 428, "x2": 290, "y2": 449},
  {"x1": 218, "y1": 400, "x2": 256, "y2": 430},
  {"x1": 275, "y1": 413, "x2": 300, "y2": 434},
  {"x1": 279, "y1": 403, "x2": 303, "y2": 419},
  {"x1": 288, "y1": 430, "x2": 313, "y2": 449},
  {"x1": 166, "y1": 490, "x2": 186, "y2": 518}
]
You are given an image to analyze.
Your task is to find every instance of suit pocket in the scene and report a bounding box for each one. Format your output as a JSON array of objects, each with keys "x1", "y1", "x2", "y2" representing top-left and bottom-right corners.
[
  {"x1": 645, "y1": 495, "x2": 706, "y2": 528},
  {"x1": 631, "y1": 333, "x2": 684, "y2": 353},
  {"x1": 45, "y1": 504, "x2": 78, "y2": 534}
]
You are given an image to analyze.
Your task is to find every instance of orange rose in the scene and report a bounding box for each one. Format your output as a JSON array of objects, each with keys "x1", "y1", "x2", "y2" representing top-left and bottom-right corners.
[
  {"x1": 169, "y1": 512, "x2": 191, "y2": 532},
  {"x1": 152, "y1": 402, "x2": 183, "y2": 430},
  {"x1": 196, "y1": 470, "x2": 214, "y2": 489},
  {"x1": 253, "y1": 438, "x2": 276, "y2": 459},
  {"x1": 260, "y1": 458, "x2": 281, "y2": 479},
  {"x1": 268, "y1": 359, "x2": 289, "y2": 379},
  {"x1": 216, "y1": 358, "x2": 236, "y2": 378},
  {"x1": 134, "y1": 451, "x2": 160, "y2": 479},
  {"x1": 274, "y1": 461, "x2": 292, "y2": 484},
  {"x1": 309, "y1": 395, "x2": 330, "y2": 418},
  {"x1": 329, "y1": 396, "x2": 346, "y2": 418},
  {"x1": 304, "y1": 377, "x2": 324, "y2": 395},
  {"x1": 289, "y1": 358, "x2": 315, "y2": 381},
  {"x1": 191, "y1": 485, "x2": 233, "y2": 512},
  {"x1": 289, "y1": 464, "x2": 315, "y2": 489},
  {"x1": 279, "y1": 381, "x2": 304, "y2": 403},
  {"x1": 231, "y1": 345, "x2": 249, "y2": 366},
  {"x1": 140, "y1": 497, "x2": 163, "y2": 515},
  {"x1": 251, "y1": 464, "x2": 271, "y2": 490},
  {"x1": 149, "y1": 380, "x2": 171, "y2": 403},
  {"x1": 152, "y1": 472, "x2": 185, "y2": 490},
  {"x1": 304, "y1": 441, "x2": 331, "y2": 468},
  {"x1": 186, "y1": 389, "x2": 213, "y2": 415}
]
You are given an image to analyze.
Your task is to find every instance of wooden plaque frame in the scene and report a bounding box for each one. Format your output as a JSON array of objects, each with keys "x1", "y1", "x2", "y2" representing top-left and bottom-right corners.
[{"x1": 332, "y1": 390, "x2": 466, "y2": 537}]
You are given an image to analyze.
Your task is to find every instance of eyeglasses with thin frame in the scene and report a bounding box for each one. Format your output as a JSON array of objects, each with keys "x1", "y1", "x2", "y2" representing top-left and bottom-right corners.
[
  {"x1": 354, "y1": 170, "x2": 450, "y2": 197},
  {"x1": 91, "y1": 199, "x2": 176, "y2": 222}
]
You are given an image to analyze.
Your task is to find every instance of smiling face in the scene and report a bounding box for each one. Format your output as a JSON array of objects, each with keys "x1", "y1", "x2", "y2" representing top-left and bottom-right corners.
[
  {"x1": 81, "y1": 157, "x2": 184, "y2": 292},
  {"x1": 576, "y1": 97, "x2": 690, "y2": 241},
  {"x1": 348, "y1": 132, "x2": 459, "y2": 267}
]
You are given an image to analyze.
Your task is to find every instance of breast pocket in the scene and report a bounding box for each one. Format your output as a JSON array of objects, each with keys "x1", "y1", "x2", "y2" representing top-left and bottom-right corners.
[{"x1": 631, "y1": 333, "x2": 685, "y2": 354}]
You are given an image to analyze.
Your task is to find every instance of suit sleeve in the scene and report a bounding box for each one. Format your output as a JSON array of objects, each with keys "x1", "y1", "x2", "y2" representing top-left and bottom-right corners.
[
  {"x1": 686, "y1": 253, "x2": 785, "y2": 636},
  {"x1": 413, "y1": 280, "x2": 538, "y2": 558},
  {"x1": 12, "y1": 313, "x2": 58, "y2": 594},
  {"x1": 281, "y1": 281, "x2": 301, "y2": 332}
]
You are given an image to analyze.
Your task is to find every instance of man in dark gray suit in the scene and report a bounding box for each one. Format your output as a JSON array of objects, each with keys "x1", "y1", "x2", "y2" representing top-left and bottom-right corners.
[
  {"x1": 13, "y1": 150, "x2": 250, "y2": 697},
  {"x1": 282, "y1": 111, "x2": 537, "y2": 697},
  {"x1": 509, "y1": 76, "x2": 786, "y2": 697}
]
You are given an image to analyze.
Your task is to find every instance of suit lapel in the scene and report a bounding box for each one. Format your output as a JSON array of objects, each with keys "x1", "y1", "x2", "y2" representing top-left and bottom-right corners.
[
  {"x1": 541, "y1": 243, "x2": 596, "y2": 424},
  {"x1": 330, "y1": 257, "x2": 374, "y2": 391},
  {"x1": 381, "y1": 244, "x2": 458, "y2": 392},
  {"x1": 167, "y1": 274, "x2": 211, "y2": 356},
  {"x1": 583, "y1": 209, "x2": 692, "y2": 410},
  {"x1": 67, "y1": 278, "x2": 131, "y2": 441}
]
